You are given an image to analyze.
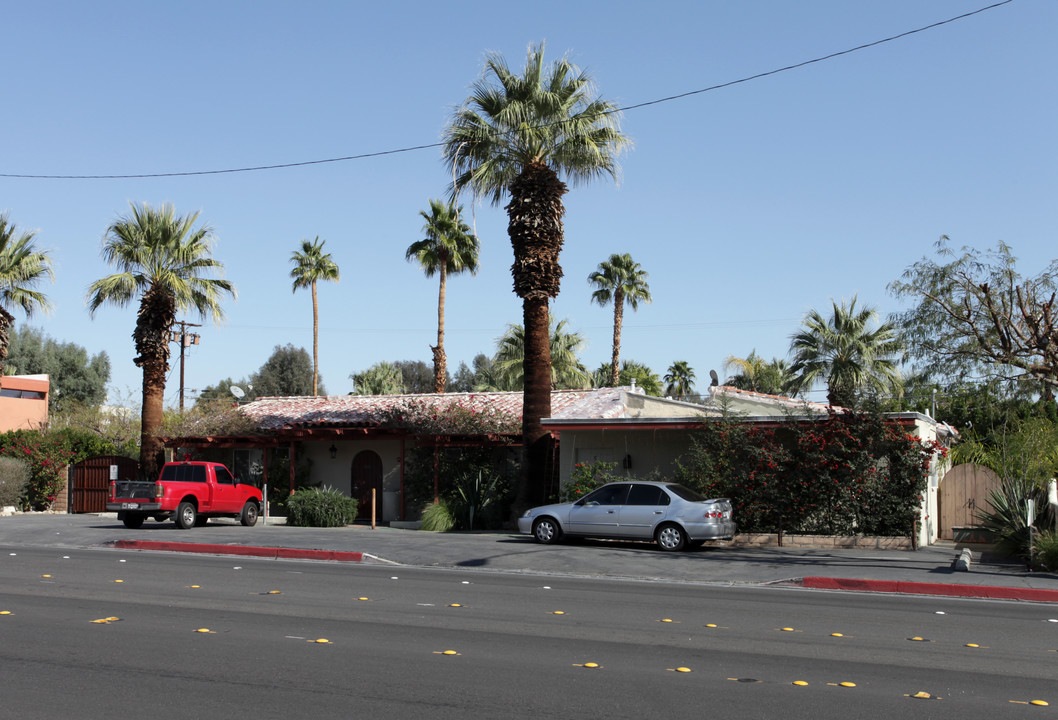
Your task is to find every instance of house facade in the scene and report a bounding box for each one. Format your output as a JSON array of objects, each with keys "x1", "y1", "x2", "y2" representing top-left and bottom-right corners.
[{"x1": 0, "y1": 374, "x2": 49, "y2": 432}]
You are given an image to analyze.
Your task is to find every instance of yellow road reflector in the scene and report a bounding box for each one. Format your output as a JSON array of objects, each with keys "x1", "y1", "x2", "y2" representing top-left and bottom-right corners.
[
  {"x1": 705, "y1": 623, "x2": 718, "y2": 628},
  {"x1": 831, "y1": 633, "x2": 844, "y2": 637},
  {"x1": 1031, "y1": 700, "x2": 1049, "y2": 707},
  {"x1": 908, "y1": 636, "x2": 931, "y2": 642},
  {"x1": 114, "y1": 579, "x2": 124, "y2": 583},
  {"x1": 433, "y1": 650, "x2": 461, "y2": 656},
  {"x1": 672, "y1": 667, "x2": 692, "y2": 673},
  {"x1": 793, "y1": 681, "x2": 809, "y2": 686},
  {"x1": 91, "y1": 617, "x2": 120, "y2": 624},
  {"x1": 965, "y1": 643, "x2": 980, "y2": 648},
  {"x1": 449, "y1": 603, "x2": 462, "y2": 607},
  {"x1": 311, "y1": 638, "x2": 331, "y2": 644},
  {"x1": 660, "y1": 618, "x2": 674, "y2": 623},
  {"x1": 912, "y1": 692, "x2": 932, "y2": 699},
  {"x1": 358, "y1": 597, "x2": 369, "y2": 601},
  {"x1": 194, "y1": 628, "x2": 214, "y2": 633},
  {"x1": 41, "y1": 574, "x2": 51, "y2": 578},
  {"x1": 267, "y1": 590, "x2": 281, "y2": 594},
  {"x1": 839, "y1": 682, "x2": 856, "y2": 688},
  {"x1": 189, "y1": 585, "x2": 200, "y2": 589},
  {"x1": 0, "y1": 611, "x2": 12, "y2": 615},
  {"x1": 780, "y1": 627, "x2": 796, "y2": 632},
  {"x1": 552, "y1": 611, "x2": 565, "y2": 615},
  {"x1": 583, "y1": 662, "x2": 599, "y2": 669}
]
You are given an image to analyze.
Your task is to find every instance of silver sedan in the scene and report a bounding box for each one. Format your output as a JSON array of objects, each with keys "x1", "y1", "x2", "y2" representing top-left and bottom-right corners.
[{"x1": 517, "y1": 481, "x2": 736, "y2": 551}]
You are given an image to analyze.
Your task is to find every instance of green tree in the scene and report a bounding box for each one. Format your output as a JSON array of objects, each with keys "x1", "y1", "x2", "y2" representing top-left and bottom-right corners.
[
  {"x1": 406, "y1": 199, "x2": 480, "y2": 393},
  {"x1": 890, "y1": 237, "x2": 1058, "y2": 393},
  {"x1": 588, "y1": 253, "x2": 651, "y2": 387},
  {"x1": 393, "y1": 360, "x2": 441, "y2": 394},
  {"x1": 351, "y1": 361, "x2": 404, "y2": 395},
  {"x1": 789, "y1": 297, "x2": 903, "y2": 408},
  {"x1": 6, "y1": 326, "x2": 110, "y2": 410},
  {"x1": 592, "y1": 359, "x2": 662, "y2": 396},
  {"x1": 290, "y1": 236, "x2": 340, "y2": 396},
  {"x1": 86, "y1": 202, "x2": 235, "y2": 479},
  {"x1": 0, "y1": 213, "x2": 54, "y2": 375},
  {"x1": 493, "y1": 319, "x2": 591, "y2": 391},
  {"x1": 664, "y1": 360, "x2": 696, "y2": 400},
  {"x1": 723, "y1": 350, "x2": 797, "y2": 396},
  {"x1": 252, "y1": 344, "x2": 321, "y2": 397},
  {"x1": 444, "y1": 42, "x2": 630, "y2": 509},
  {"x1": 195, "y1": 376, "x2": 252, "y2": 404}
]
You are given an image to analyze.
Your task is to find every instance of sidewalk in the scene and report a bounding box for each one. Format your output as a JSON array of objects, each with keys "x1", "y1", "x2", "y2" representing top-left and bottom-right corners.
[{"x1": 2, "y1": 513, "x2": 1056, "y2": 601}]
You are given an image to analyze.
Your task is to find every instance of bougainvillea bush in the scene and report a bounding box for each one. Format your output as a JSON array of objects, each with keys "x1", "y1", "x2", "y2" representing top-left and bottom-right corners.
[
  {"x1": 675, "y1": 411, "x2": 944, "y2": 538},
  {"x1": 0, "y1": 432, "x2": 75, "y2": 511}
]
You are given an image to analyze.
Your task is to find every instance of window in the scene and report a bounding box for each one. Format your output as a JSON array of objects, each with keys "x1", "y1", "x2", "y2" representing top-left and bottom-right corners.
[
  {"x1": 160, "y1": 464, "x2": 207, "y2": 483},
  {"x1": 627, "y1": 484, "x2": 668, "y2": 506},
  {"x1": 581, "y1": 484, "x2": 629, "y2": 506},
  {"x1": 214, "y1": 466, "x2": 236, "y2": 485},
  {"x1": 666, "y1": 484, "x2": 706, "y2": 502}
]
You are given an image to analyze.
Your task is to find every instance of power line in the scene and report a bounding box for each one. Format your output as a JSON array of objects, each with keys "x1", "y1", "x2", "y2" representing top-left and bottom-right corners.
[{"x1": 0, "y1": 1, "x2": 1014, "y2": 181}]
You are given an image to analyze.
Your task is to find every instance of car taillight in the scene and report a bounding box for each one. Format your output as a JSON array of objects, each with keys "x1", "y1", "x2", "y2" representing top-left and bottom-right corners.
[
  {"x1": 154, "y1": 483, "x2": 164, "y2": 498},
  {"x1": 109, "y1": 481, "x2": 115, "y2": 500},
  {"x1": 705, "y1": 511, "x2": 723, "y2": 519}
]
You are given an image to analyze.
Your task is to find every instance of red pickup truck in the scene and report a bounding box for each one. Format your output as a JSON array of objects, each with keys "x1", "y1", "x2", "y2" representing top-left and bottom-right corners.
[{"x1": 108, "y1": 461, "x2": 263, "y2": 530}]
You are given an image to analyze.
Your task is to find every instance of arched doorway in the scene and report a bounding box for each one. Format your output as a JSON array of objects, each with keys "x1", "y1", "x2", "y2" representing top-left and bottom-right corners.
[{"x1": 351, "y1": 450, "x2": 383, "y2": 520}]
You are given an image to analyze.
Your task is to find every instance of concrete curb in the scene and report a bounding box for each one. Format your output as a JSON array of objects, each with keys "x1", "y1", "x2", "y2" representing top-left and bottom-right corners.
[
  {"x1": 801, "y1": 576, "x2": 1058, "y2": 603},
  {"x1": 108, "y1": 540, "x2": 363, "y2": 563}
]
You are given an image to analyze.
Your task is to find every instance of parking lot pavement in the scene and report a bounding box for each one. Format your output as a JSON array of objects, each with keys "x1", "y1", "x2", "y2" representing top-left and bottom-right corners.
[{"x1": 1, "y1": 513, "x2": 1055, "y2": 600}]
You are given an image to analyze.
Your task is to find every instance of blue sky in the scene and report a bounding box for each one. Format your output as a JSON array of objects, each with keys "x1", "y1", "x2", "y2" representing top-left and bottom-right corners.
[{"x1": 1, "y1": 0, "x2": 1054, "y2": 407}]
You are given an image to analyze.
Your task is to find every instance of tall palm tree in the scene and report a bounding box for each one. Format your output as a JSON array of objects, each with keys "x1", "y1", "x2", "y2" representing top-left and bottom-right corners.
[
  {"x1": 664, "y1": 361, "x2": 696, "y2": 400},
  {"x1": 443, "y1": 42, "x2": 630, "y2": 508},
  {"x1": 588, "y1": 253, "x2": 651, "y2": 387},
  {"x1": 492, "y1": 318, "x2": 591, "y2": 391},
  {"x1": 0, "y1": 213, "x2": 54, "y2": 374},
  {"x1": 87, "y1": 203, "x2": 235, "y2": 479},
  {"x1": 789, "y1": 297, "x2": 903, "y2": 407},
  {"x1": 290, "y1": 237, "x2": 340, "y2": 396},
  {"x1": 406, "y1": 199, "x2": 480, "y2": 393}
]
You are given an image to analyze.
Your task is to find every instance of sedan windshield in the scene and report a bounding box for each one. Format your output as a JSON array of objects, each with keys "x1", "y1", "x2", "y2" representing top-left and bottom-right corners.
[{"x1": 665, "y1": 484, "x2": 707, "y2": 502}]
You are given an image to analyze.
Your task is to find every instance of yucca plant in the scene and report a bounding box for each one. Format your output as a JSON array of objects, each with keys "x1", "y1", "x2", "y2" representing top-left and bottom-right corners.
[
  {"x1": 452, "y1": 469, "x2": 504, "y2": 530},
  {"x1": 975, "y1": 477, "x2": 1051, "y2": 557}
]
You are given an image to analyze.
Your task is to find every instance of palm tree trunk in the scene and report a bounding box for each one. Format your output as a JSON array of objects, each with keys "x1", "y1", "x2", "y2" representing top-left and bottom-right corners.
[
  {"x1": 610, "y1": 290, "x2": 624, "y2": 387},
  {"x1": 311, "y1": 281, "x2": 319, "y2": 396},
  {"x1": 133, "y1": 289, "x2": 174, "y2": 480},
  {"x1": 0, "y1": 306, "x2": 13, "y2": 376},
  {"x1": 518, "y1": 296, "x2": 552, "y2": 509},
  {"x1": 433, "y1": 260, "x2": 448, "y2": 393}
]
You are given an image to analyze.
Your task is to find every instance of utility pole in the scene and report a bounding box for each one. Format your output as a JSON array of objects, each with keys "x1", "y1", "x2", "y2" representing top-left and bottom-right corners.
[{"x1": 170, "y1": 321, "x2": 201, "y2": 412}]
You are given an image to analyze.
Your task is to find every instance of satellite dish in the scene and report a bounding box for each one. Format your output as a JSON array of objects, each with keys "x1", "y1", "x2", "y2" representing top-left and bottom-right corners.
[{"x1": 230, "y1": 385, "x2": 245, "y2": 399}]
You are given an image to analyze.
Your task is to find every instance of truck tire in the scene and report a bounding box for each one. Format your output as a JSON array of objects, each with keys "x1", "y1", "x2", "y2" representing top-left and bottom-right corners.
[
  {"x1": 175, "y1": 501, "x2": 197, "y2": 529},
  {"x1": 240, "y1": 501, "x2": 259, "y2": 527},
  {"x1": 122, "y1": 513, "x2": 145, "y2": 529}
]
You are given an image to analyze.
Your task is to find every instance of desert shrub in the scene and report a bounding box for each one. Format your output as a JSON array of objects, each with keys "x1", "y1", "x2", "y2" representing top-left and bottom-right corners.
[
  {"x1": 285, "y1": 486, "x2": 358, "y2": 527},
  {"x1": 0, "y1": 457, "x2": 31, "y2": 507},
  {"x1": 1032, "y1": 530, "x2": 1058, "y2": 572},
  {"x1": 420, "y1": 499, "x2": 457, "y2": 532},
  {"x1": 976, "y1": 476, "x2": 1052, "y2": 557}
]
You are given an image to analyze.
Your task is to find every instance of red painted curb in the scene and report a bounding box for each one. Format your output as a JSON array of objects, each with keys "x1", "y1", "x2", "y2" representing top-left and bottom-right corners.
[
  {"x1": 109, "y1": 540, "x2": 363, "y2": 563},
  {"x1": 801, "y1": 576, "x2": 1058, "y2": 602}
]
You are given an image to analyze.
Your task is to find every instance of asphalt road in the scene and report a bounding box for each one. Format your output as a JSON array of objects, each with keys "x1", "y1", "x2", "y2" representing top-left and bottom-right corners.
[{"x1": 2, "y1": 545, "x2": 1055, "y2": 719}]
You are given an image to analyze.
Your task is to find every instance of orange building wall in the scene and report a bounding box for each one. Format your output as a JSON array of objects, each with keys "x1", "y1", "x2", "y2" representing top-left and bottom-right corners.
[{"x1": 0, "y1": 375, "x2": 49, "y2": 432}]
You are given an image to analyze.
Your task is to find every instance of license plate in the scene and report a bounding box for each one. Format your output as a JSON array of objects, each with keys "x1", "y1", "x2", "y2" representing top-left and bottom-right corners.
[{"x1": 121, "y1": 502, "x2": 139, "y2": 510}]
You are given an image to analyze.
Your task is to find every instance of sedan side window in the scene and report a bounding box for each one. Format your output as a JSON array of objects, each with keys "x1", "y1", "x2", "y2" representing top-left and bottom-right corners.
[
  {"x1": 580, "y1": 484, "x2": 630, "y2": 506},
  {"x1": 627, "y1": 484, "x2": 668, "y2": 506}
]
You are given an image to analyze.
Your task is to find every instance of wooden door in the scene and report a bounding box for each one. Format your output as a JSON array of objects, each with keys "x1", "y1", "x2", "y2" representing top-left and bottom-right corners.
[
  {"x1": 937, "y1": 463, "x2": 1002, "y2": 539},
  {"x1": 70, "y1": 455, "x2": 140, "y2": 513},
  {"x1": 351, "y1": 451, "x2": 383, "y2": 520}
]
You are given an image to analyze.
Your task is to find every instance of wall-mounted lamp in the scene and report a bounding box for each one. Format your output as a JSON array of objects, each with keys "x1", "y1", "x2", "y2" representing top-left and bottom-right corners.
[{"x1": 329, "y1": 444, "x2": 338, "y2": 460}]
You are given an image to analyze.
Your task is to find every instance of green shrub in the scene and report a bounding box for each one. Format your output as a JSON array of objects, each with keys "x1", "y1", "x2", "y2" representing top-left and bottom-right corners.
[
  {"x1": 285, "y1": 486, "x2": 358, "y2": 527},
  {"x1": 0, "y1": 457, "x2": 30, "y2": 507},
  {"x1": 420, "y1": 499, "x2": 457, "y2": 532},
  {"x1": 560, "y1": 460, "x2": 621, "y2": 502},
  {"x1": 1031, "y1": 530, "x2": 1058, "y2": 573}
]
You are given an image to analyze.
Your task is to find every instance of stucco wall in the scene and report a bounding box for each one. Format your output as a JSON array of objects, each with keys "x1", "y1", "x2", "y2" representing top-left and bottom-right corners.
[
  {"x1": 558, "y1": 428, "x2": 692, "y2": 488},
  {"x1": 301, "y1": 437, "x2": 404, "y2": 521}
]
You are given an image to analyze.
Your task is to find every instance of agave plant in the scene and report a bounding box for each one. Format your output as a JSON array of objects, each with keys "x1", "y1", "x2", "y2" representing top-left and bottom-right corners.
[
  {"x1": 974, "y1": 476, "x2": 1052, "y2": 557},
  {"x1": 453, "y1": 469, "x2": 504, "y2": 530}
]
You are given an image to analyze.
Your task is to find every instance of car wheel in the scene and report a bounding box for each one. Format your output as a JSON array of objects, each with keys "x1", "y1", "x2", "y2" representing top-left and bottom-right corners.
[
  {"x1": 240, "y1": 501, "x2": 259, "y2": 527},
  {"x1": 656, "y1": 523, "x2": 687, "y2": 551},
  {"x1": 532, "y1": 517, "x2": 561, "y2": 545},
  {"x1": 122, "y1": 513, "x2": 145, "y2": 529},
  {"x1": 175, "y1": 501, "x2": 197, "y2": 529}
]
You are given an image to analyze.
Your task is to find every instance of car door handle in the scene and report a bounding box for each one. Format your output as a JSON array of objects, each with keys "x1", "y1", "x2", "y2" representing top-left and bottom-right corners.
[
  {"x1": 653, "y1": 511, "x2": 663, "y2": 515},
  {"x1": 607, "y1": 510, "x2": 616, "y2": 514}
]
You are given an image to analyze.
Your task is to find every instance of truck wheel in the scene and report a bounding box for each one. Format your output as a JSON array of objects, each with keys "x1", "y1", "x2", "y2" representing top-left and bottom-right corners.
[
  {"x1": 122, "y1": 513, "x2": 145, "y2": 529},
  {"x1": 240, "y1": 501, "x2": 259, "y2": 527},
  {"x1": 175, "y1": 501, "x2": 197, "y2": 529}
]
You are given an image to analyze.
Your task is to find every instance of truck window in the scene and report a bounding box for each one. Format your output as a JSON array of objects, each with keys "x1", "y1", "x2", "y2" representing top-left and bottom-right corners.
[
  {"x1": 214, "y1": 466, "x2": 235, "y2": 485},
  {"x1": 160, "y1": 464, "x2": 207, "y2": 483}
]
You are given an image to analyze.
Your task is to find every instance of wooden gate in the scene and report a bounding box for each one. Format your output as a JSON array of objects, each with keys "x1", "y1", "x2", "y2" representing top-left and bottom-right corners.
[
  {"x1": 69, "y1": 455, "x2": 140, "y2": 513},
  {"x1": 937, "y1": 463, "x2": 1002, "y2": 539}
]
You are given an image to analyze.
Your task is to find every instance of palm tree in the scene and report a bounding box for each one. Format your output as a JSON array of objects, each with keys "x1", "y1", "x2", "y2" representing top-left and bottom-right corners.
[
  {"x1": 723, "y1": 350, "x2": 798, "y2": 396},
  {"x1": 588, "y1": 253, "x2": 651, "y2": 387},
  {"x1": 664, "y1": 361, "x2": 696, "y2": 400},
  {"x1": 444, "y1": 42, "x2": 630, "y2": 508},
  {"x1": 492, "y1": 318, "x2": 591, "y2": 391},
  {"x1": 789, "y1": 297, "x2": 903, "y2": 407},
  {"x1": 594, "y1": 359, "x2": 663, "y2": 396},
  {"x1": 406, "y1": 199, "x2": 480, "y2": 393},
  {"x1": 290, "y1": 237, "x2": 340, "y2": 396},
  {"x1": 0, "y1": 213, "x2": 54, "y2": 374},
  {"x1": 87, "y1": 203, "x2": 235, "y2": 479}
]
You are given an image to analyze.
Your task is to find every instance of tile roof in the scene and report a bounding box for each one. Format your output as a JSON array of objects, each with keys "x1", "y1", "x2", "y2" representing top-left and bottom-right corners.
[{"x1": 239, "y1": 387, "x2": 633, "y2": 431}]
